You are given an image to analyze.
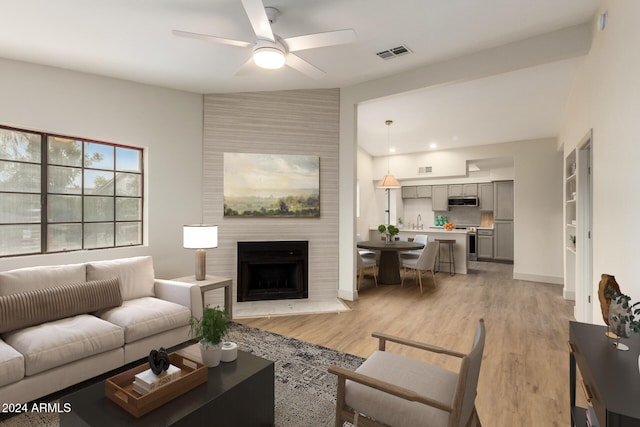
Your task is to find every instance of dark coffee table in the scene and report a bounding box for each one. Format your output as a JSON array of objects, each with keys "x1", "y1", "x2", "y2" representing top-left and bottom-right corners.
[{"x1": 60, "y1": 350, "x2": 274, "y2": 427}]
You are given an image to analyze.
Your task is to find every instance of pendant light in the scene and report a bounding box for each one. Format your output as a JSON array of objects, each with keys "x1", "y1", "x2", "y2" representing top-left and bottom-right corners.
[{"x1": 376, "y1": 120, "x2": 401, "y2": 189}]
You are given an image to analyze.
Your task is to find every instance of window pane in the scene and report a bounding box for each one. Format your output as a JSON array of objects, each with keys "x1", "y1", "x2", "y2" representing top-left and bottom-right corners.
[
  {"x1": 0, "y1": 224, "x2": 40, "y2": 256},
  {"x1": 84, "y1": 223, "x2": 113, "y2": 249},
  {"x1": 84, "y1": 196, "x2": 114, "y2": 221},
  {"x1": 116, "y1": 173, "x2": 141, "y2": 197},
  {"x1": 47, "y1": 223, "x2": 82, "y2": 252},
  {"x1": 0, "y1": 160, "x2": 41, "y2": 192},
  {"x1": 116, "y1": 147, "x2": 141, "y2": 172},
  {"x1": 116, "y1": 222, "x2": 141, "y2": 246},
  {"x1": 0, "y1": 194, "x2": 40, "y2": 223},
  {"x1": 48, "y1": 165, "x2": 81, "y2": 194},
  {"x1": 0, "y1": 128, "x2": 41, "y2": 162},
  {"x1": 48, "y1": 137, "x2": 82, "y2": 166},
  {"x1": 48, "y1": 195, "x2": 81, "y2": 223},
  {"x1": 84, "y1": 170, "x2": 114, "y2": 195},
  {"x1": 116, "y1": 198, "x2": 141, "y2": 221},
  {"x1": 85, "y1": 142, "x2": 114, "y2": 170}
]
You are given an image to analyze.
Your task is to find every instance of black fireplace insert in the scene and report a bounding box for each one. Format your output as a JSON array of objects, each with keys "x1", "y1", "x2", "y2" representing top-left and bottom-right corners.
[{"x1": 237, "y1": 241, "x2": 309, "y2": 302}]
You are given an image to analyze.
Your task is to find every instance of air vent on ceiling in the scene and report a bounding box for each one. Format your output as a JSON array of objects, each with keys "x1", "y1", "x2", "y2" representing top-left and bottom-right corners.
[
  {"x1": 376, "y1": 45, "x2": 412, "y2": 60},
  {"x1": 418, "y1": 166, "x2": 432, "y2": 174}
]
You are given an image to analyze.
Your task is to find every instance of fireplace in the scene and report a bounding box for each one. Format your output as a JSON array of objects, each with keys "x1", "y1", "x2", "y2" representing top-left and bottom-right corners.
[{"x1": 237, "y1": 241, "x2": 308, "y2": 302}]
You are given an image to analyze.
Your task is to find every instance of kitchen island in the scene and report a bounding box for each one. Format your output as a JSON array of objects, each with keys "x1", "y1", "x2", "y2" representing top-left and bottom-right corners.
[{"x1": 369, "y1": 228, "x2": 469, "y2": 274}]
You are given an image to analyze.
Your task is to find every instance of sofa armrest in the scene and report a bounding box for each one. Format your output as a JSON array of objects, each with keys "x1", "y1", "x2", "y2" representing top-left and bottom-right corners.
[{"x1": 154, "y1": 279, "x2": 203, "y2": 319}]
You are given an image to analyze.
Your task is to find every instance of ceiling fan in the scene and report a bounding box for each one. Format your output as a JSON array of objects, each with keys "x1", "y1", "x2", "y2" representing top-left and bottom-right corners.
[{"x1": 172, "y1": 0, "x2": 356, "y2": 79}]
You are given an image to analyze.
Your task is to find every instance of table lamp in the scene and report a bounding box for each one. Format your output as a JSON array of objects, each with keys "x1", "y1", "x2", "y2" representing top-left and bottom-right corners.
[{"x1": 183, "y1": 225, "x2": 218, "y2": 280}]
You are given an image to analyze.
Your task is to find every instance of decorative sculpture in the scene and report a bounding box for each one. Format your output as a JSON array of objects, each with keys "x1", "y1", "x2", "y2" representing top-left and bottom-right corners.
[
  {"x1": 597, "y1": 274, "x2": 620, "y2": 325},
  {"x1": 148, "y1": 347, "x2": 170, "y2": 375}
]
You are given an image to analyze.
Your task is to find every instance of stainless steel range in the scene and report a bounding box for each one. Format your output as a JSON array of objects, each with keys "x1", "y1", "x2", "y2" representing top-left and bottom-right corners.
[{"x1": 454, "y1": 225, "x2": 478, "y2": 261}]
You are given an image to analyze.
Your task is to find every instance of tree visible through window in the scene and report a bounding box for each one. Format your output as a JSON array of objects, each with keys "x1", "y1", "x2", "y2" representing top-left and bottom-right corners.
[{"x1": 0, "y1": 125, "x2": 144, "y2": 257}]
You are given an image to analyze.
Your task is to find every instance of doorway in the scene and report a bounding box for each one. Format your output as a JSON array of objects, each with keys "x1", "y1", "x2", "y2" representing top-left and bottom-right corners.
[{"x1": 577, "y1": 131, "x2": 593, "y2": 322}]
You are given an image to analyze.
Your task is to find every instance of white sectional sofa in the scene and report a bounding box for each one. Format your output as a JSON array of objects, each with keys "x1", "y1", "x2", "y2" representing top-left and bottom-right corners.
[{"x1": 0, "y1": 256, "x2": 203, "y2": 405}]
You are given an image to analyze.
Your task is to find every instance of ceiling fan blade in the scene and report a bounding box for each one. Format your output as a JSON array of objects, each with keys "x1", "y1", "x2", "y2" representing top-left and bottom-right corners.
[
  {"x1": 172, "y1": 29, "x2": 251, "y2": 48},
  {"x1": 234, "y1": 57, "x2": 256, "y2": 76},
  {"x1": 240, "y1": 0, "x2": 275, "y2": 42},
  {"x1": 285, "y1": 53, "x2": 326, "y2": 79},
  {"x1": 284, "y1": 29, "x2": 356, "y2": 52}
]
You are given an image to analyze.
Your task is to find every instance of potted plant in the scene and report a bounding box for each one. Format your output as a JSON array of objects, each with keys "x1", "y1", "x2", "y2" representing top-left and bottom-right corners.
[
  {"x1": 378, "y1": 224, "x2": 399, "y2": 242},
  {"x1": 606, "y1": 289, "x2": 640, "y2": 350},
  {"x1": 189, "y1": 305, "x2": 229, "y2": 367}
]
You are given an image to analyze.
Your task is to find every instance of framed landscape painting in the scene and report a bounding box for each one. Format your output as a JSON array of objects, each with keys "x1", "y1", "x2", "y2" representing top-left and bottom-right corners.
[{"x1": 223, "y1": 153, "x2": 320, "y2": 217}]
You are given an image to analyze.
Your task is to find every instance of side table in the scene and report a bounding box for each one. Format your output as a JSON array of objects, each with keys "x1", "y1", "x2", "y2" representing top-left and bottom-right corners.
[{"x1": 172, "y1": 275, "x2": 233, "y2": 320}]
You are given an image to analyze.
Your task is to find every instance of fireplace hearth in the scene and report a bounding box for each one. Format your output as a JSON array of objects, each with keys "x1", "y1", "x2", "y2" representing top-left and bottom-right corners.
[{"x1": 237, "y1": 241, "x2": 308, "y2": 302}]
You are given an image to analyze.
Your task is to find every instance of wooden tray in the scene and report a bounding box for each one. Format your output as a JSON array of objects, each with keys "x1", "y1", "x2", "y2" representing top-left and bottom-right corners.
[{"x1": 105, "y1": 352, "x2": 208, "y2": 418}]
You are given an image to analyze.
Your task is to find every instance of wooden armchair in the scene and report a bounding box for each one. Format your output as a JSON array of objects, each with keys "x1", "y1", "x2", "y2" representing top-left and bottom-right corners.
[{"x1": 328, "y1": 319, "x2": 485, "y2": 427}]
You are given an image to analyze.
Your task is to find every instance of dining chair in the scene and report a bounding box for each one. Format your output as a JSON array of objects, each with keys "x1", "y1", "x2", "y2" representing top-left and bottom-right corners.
[
  {"x1": 399, "y1": 234, "x2": 428, "y2": 260},
  {"x1": 328, "y1": 319, "x2": 485, "y2": 427},
  {"x1": 356, "y1": 248, "x2": 378, "y2": 290},
  {"x1": 401, "y1": 240, "x2": 438, "y2": 293}
]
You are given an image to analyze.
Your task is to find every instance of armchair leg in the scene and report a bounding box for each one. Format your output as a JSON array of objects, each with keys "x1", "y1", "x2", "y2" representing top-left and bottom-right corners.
[{"x1": 335, "y1": 376, "x2": 346, "y2": 427}]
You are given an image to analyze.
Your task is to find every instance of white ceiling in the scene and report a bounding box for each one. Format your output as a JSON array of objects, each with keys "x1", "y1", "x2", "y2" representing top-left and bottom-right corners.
[{"x1": 0, "y1": 0, "x2": 600, "y2": 156}]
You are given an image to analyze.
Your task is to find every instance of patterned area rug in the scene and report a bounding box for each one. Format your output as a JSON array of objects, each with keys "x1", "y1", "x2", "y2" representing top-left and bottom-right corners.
[
  {"x1": 227, "y1": 323, "x2": 364, "y2": 426},
  {"x1": 0, "y1": 323, "x2": 364, "y2": 427}
]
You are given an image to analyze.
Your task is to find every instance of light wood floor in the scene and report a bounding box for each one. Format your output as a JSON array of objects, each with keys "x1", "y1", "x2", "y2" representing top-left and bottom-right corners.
[{"x1": 238, "y1": 261, "x2": 581, "y2": 427}]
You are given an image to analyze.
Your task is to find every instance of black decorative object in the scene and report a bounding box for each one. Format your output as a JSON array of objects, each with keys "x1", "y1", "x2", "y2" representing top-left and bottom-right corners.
[{"x1": 148, "y1": 347, "x2": 170, "y2": 375}]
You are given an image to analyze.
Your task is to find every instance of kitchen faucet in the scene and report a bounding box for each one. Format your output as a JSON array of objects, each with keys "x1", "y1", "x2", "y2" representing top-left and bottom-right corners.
[{"x1": 417, "y1": 214, "x2": 422, "y2": 230}]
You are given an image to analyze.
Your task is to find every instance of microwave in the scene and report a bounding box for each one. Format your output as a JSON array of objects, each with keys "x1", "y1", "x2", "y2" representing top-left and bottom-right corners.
[{"x1": 447, "y1": 196, "x2": 479, "y2": 207}]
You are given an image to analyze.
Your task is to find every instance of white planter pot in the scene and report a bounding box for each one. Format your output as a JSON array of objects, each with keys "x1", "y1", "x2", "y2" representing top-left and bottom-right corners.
[{"x1": 199, "y1": 341, "x2": 223, "y2": 367}]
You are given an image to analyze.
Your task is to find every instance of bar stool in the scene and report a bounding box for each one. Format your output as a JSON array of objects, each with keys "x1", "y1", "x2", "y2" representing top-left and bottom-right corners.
[{"x1": 435, "y1": 239, "x2": 455, "y2": 276}]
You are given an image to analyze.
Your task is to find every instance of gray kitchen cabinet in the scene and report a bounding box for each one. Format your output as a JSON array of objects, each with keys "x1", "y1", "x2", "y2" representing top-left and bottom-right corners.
[
  {"x1": 494, "y1": 220, "x2": 514, "y2": 261},
  {"x1": 402, "y1": 185, "x2": 431, "y2": 199},
  {"x1": 432, "y1": 185, "x2": 449, "y2": 211},
  {"x1": 479, "y1": 183, "x2": 493, "y2": 211},
  {"x1": 494, "y1": 180, "x2": 514, "y2": 220},
  {"x1": 402, "y1": 186, "x2": 417, "y2": 199},
  {"x1": 477, "y1": 234, "x2": 494, "y2": 259},
  {"x1": 448, "y1": 184, "x2": 462, "y2": 197},
  {"x1": 462, "y1": 183, "x2": 478, "y2": 196},
  {"x1": 447, "y1": 183, "x2": 477, "y2": 197},
  {"x1": 416, "y1": 185, "x2": 432, "y2": 198}
]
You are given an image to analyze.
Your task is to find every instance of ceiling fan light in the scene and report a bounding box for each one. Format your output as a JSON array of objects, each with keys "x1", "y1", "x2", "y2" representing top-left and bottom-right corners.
[{"x1": 253, "y1": 47, "x2": 285, "y2": 69}]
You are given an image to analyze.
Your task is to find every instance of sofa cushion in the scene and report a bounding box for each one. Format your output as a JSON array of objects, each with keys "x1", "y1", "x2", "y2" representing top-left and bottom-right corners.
[
  {"x1": 0, "y1": 278, "x2": 122, "y2": 334},
  {"x1": 96, "y1": 297, "x2": 191, "y2": 343},
  {"x1": 2, "y1": 314, "x2": 124, "y2": 376},
  {"x1": 86, "y1": 256, "x2": 155, "y2": 301},
  {"x1": 0, "y1": 263, "x2": 86, "y2": 297},
  {"x1": 0, "y1": 338, "x2": 24, "y2": 387}
]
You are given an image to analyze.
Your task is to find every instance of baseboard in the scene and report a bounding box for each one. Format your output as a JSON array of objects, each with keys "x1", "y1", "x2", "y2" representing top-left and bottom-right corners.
[
  {"x1": 564, "y1": 290, "x2": 576, "y2": 301},
  {"x1": 513, "y1": 272, "x2": 564, "y2": 285}
]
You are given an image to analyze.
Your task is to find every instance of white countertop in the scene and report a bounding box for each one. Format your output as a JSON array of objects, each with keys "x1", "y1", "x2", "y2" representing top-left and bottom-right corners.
[{"x1": 397, "y1": 228, "x2": 469, "y2": 235}]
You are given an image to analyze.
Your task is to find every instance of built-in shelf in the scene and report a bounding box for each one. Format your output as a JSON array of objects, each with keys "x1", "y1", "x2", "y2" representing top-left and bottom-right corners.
[
  {"x1": 567, "y1": 247, "x2": 576, "y2": 254},
  {"x1": 567, "y1": 199, "x2": 576, "y2": 203},
  {"x1": 566, "y1": 173, "x2": 576, "y2": 182},
  {"x1": 567, "y1": 224, "x2": 576, "y2": 228}
]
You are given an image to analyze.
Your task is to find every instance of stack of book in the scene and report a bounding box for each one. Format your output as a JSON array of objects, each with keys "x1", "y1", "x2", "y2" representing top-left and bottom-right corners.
[{"x1": 132, "y1": 364, "x2": 182, "y2": 395}]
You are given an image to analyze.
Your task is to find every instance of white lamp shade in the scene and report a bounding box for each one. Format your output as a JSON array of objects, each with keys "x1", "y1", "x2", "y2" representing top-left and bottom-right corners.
[{"x1": 183, "y1": 225, "x2": 218, "y2": 249}]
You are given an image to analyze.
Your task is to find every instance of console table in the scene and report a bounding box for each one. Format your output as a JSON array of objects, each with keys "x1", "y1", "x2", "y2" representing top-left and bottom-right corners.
[{"x1": 569, "y1": 321, "x2": 640, "y2": 426}]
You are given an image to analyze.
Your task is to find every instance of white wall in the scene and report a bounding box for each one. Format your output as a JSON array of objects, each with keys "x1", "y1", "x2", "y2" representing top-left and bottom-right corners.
[
  {"x1": 0, "y1": 58, "x2": 203, "y2": 279},
  {"x1": 365, "y1": 139, "x2": 564, "y2": 283},
  {"x1": 560, "y1": 0, "x2": 640, "y2": 323}
]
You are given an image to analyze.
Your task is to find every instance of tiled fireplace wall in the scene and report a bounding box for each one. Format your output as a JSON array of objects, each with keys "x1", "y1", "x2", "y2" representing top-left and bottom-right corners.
[{"x1": 202, "y1": 89, "x2": 340, "y2": 308}]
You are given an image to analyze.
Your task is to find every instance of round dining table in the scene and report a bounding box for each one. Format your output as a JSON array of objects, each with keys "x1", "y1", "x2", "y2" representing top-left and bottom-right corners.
[{"x1": 356, "y1": 240, "x2": 425, "y2": 285}]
